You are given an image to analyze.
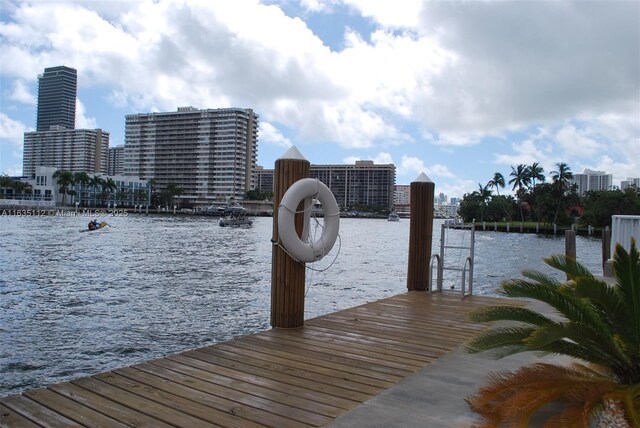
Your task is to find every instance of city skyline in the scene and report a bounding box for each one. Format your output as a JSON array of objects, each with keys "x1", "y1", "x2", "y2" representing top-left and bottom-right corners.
[{"x1": 1, "y1": 1, "x2": 638, "y2": 200}]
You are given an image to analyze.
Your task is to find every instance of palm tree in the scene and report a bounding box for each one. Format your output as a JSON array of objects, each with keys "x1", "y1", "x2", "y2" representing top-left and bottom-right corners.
[
  {"x1": 527, "y1": 163, "x2": 545, "y2": 223},
  {"x1": 52, "y1": 170, "x2": 75, "y2": 206},
  {"x1": 551, "y1": 162, "x2": 573, "y2": 224},
  {"x1": 527, "y1": 162, "x2": 545, "y2": 189},
  {"x1": 509, "y1": 164, "x2": 531, "y2": 222},
  {"x1": 465, "y1": 241, "x2": 640, "y2": 426},
  {"x1": 89, "y1": 175, "x2": 104, "y2": 207},
  {"x1": 73, "y1": 171, "x2": 90, "y2": 207},
  {"x1": 101, "y1": 177, "x2": 117, "y2": 207},
  {"x1": 487, "y1": 172, "x2": 505, "y2": 196},
  {"x1": 478, "y1": 183, "x2": 492, "y2": 222}
]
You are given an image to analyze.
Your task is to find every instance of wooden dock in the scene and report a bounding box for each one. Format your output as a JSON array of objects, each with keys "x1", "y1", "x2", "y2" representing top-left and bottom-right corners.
[{"x1": 0, "y1": 292, "x2": 522, "y2": 427}]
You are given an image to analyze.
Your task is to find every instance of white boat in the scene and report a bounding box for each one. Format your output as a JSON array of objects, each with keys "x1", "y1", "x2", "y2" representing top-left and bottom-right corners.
[
  {"x1": 388, "y1": 212, "x2": 400, "y2": 222},
  {"x1": 219, "y1": 214, "x2": 253, "y2": 228}
]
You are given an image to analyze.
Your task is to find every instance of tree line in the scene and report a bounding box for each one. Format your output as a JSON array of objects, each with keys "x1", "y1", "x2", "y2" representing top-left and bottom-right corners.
[{"x1": 459, "y1": 162, "x2": 640, "y2": 227}]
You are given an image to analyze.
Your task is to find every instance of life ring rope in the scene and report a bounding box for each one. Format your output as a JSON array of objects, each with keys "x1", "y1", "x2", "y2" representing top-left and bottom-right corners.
[
  {"x1": 272, "y1": 228, "x2": 342, "y2": 271},
  {"x1": 276, "y1": 178, "x2": 341, "y2": 264}
]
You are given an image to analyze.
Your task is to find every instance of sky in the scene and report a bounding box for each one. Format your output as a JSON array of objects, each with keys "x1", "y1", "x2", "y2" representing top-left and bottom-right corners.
[{"x1": 0, "y1": 0, "x2": 638, "y2": 200}]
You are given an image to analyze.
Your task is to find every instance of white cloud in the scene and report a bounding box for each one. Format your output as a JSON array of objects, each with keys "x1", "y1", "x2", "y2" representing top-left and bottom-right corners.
[
  {"x1": 0, "y1": 112, "x2": 28, "y2": 148},
  {"x1": 7, "y1": 79, "x2": 35, "y2": 105},
  {"x1": 555, "y1": 123, "x2": 600, "y2": 158},
  {"x1": 342, "y1": 152, "x2": 393, "y2": 165},
  {"x1": 75, "y1": 98, "x2": 97, "y2": 129},
  {"x1": 340, "y1": 0, "x2": 423, "y2": 28},
  {"x1": 259, "y1": 122, "x2": 291, "y2": 148}
]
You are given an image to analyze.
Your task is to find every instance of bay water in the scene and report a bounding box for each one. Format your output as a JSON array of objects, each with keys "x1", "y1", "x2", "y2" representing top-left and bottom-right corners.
[{"x1": 0, "y1": 214, "x2": 602, "y2": 396}]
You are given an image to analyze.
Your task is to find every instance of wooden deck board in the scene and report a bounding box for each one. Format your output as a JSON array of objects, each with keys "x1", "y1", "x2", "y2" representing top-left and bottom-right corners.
[{"x1": 0, "y1": 292, "x2": 523, "y2": 427}]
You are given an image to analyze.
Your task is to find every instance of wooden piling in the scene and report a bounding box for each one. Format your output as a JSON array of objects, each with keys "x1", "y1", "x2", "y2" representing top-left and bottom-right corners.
[
  {"x1": 271, "y1": 147, "x2": 310, "y2": 328},
  {"x1": 565, "y1": 229, "x2": 576, "y2": 280},
  {"x1": 407, "y1": 173, "x2": 435, "y2": 291},
  {"x1": 565, "y1": 229, "x2": 576, "y2": 260},
  {"x1": 602, "y1": 226, "x2": 612, "y2": 276}
]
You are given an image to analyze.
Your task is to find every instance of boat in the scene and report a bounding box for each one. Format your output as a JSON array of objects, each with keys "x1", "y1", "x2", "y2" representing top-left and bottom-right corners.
[
  {"x1": 388, "y1": 212, "x2": 400, "y2": 222},
  {"x1": 219, "y1": 212, "x2": 253, "y2": 228},
  {"x1": 80, "y1": 221, "x2": 109, "y2": 233}
]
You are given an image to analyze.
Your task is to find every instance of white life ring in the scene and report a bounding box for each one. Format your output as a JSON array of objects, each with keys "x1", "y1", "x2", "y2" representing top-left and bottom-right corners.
[{"x1": 278, "y1": 178, "x2": 340, "y2": 263}]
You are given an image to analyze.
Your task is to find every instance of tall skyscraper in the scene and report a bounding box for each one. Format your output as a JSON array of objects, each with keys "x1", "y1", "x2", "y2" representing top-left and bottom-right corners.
[
  {"x1": 124, "y1": 107, "x2": 259, "y2": 207},
  {"x1": 23, "y1": 66, "x2": 109, "y2": 178},
  {"x1": 36, "y1": 66, "x2": 77, "y2": 131}
]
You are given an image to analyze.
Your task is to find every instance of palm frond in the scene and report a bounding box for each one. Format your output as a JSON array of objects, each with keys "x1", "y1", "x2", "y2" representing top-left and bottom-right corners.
[
  {"x1": 526, "y1": 323, "x2": 629, "y2": 368},
  {"x1": 501, "y1": 277, "x2": 603, "y2": 327},
  {"x1": 612, "y1": 241, "x2": 640, "y2": 348},
  {"x1": 465, "y1": 326, "x2": 536, "y2": 355},
  {"x1": 469, "y1": 305, "x2": 554, "y2": 326},
  {"x1": 467, "y1": 363, "x2": 620, "y2": 428},
  {"x1": 544, "y1": 254, "x2": 594, "y2": 280}
]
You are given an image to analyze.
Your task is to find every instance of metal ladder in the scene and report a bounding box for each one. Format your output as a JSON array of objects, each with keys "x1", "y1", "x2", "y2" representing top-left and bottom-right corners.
[{"x1": 429, "y1": 223, "x2": 475, "y2": 298}]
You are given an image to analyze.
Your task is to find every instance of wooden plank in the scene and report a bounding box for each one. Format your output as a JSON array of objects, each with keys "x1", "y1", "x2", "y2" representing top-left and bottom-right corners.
[
  {"x1": 0, "y1": 394, "x2": 82, "y2": 427},
  {"x1": 212, "y1": 341, "x2": 393, "y2": 389},
  {"x1": 49, "y1": 382, "x2": 174, "y2": 428},
  {"x1": 71, "y1": 377, "x2": 218, "y2": 427},
  {"x1": 23, "y1": 388, "x2": 125, "y2": 428},
  {"x1": 116, "y1": 365, "x2": 310, "y2": 428},
  {"x1": 135, "y1": 360, "x2": 332, "y2": 426},
  {"x1": 227, "y1": 339, "x2": 403, "y2": 384},
  {"x1": 147, "y1": 357, "x2": 338, "y2": 423},
  {"x1": 0, "y1": 401, "x2": 40, "y2": 428},
  {"x1": 166, "y1": 354, "x2": 358, "y2": 410},
  {"x1": 258, "y1": 330, "x2": 427, "y2": 369},
  {"x1": 189, "y1": 347, "x2": 379, "y2": 398},
  {"x1": 184, "y1": 351, "x2": 371, "y2": 404},
  {"x1": 92, "y1": 372, "x2": 236, "y2": 427}
]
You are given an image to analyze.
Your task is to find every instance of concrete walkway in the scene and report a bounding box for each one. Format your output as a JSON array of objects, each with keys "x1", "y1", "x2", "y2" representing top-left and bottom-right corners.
[{"x1": 329, "y1": 301, "x2": 567, "y2": 427}]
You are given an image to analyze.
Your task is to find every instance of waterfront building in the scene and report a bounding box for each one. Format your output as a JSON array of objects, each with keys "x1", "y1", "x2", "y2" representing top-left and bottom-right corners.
[
  {"x1": 571, "y1": 169, "x2": 613, "y2": 195},
  {"x1": 252, "y1": 161, "x2": 396, "y2": 211},
  {"x1": 36, "y1": 66, "x2": 77, "y2": 131},
  {"x1": 124, "y1": 107, "x2": 258, "y2": 207},
  {"x1": 309, "y1": 161, "x2": 396, "y2": 211},
  {"x1": 621, "y1": 177, "x2": 640, "y2": 190},
  {"x1": 255, "y1": 165, "x2": 274, "y2": 195},
  {"x1": 22, "y1": 128, "x2": 110, "y2": 177},
  {"x1": 108, "y1": 145, "x2": 125, "y2": 176},
  {"x1": 394, "y1": 184, "x2": 410, "y2": 206}
]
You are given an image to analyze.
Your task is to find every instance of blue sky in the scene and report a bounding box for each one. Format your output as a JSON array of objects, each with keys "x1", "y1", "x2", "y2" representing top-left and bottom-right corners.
[{"x1": 1, "y1": 0, "x2": 638, "y2": 199}]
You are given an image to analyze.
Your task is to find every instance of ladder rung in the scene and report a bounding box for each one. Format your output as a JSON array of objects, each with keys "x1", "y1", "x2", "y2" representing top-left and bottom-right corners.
[
  {"x1": 443, "y1": 245, "x2": 471, "y2": 250},
  {"x1": 442, "y1": 267, "x2": 466, "y2": 272}
]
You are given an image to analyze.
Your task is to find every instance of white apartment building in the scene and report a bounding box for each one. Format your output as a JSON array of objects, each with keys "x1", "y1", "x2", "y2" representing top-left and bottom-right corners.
[
  {"x1": 124, "y1": 107, "x2": 258, "y2": 207},
  {"x1": 571, "y1": 169, "x2": 613, "y2": 195},
  {"x1": 108, "y1": 145, "x2": 125, "y2": 176},
  {"x1": 23, "y1": 127, "x2": 109, "y2": 177},
  {"x1": 621, "y1": 177, "x2": 640, "y2": 190}
]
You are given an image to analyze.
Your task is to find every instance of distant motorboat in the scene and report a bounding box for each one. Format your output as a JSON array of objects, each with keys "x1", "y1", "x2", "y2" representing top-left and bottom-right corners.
[
  {"x1": 388, "y1": 212, "x2": 400, "y2": 222},
  {"x1": 219, "y1": 213, "x2": 253, "y2": 228}
]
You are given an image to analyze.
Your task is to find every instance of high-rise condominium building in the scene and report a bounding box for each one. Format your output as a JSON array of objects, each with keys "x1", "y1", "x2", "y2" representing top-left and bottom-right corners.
[
  {"x1": 124, "y1": 107, "x2": 258, "y2": 207},
  {"x1": 571, "y1": 169, "x2": 613, "y2": 195},
  {"x1": 108, "y1": 145, "x2": 125, "y2": 176},
  {"x1": 23, "y1": 128, "x2": 109, "y2": 176},
  {"x1": 36, "y1": 66, "x2": 77, "y2": 131},
  {"x1": 621, "y1": 177, "x2": 640, "y2": 190},
  {"x1": 310, "y1": 161, "x2": 396, "y2": 210},
  {"x1": 255, "y1": 160, "x2": 396, "y2": 210}
]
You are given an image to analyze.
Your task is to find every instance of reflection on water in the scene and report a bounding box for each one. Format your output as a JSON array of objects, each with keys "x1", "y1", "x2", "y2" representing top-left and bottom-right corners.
[{"x1": 0, "y1": 215, "x2": 602, "y2": 395}]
